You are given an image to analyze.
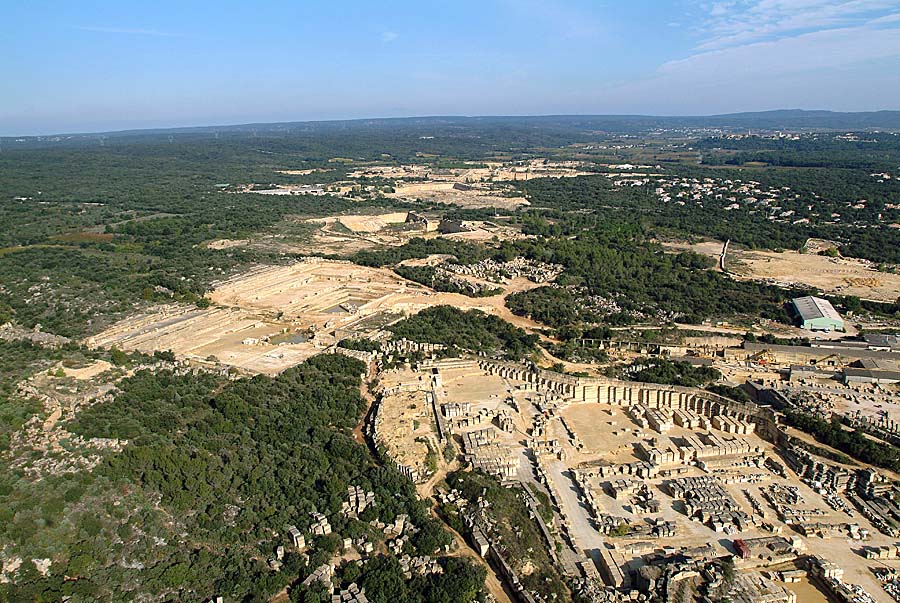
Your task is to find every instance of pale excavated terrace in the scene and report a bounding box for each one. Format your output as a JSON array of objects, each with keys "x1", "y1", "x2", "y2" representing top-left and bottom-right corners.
[{"x1": 88, "y1": 258, "x2": 544, "y2": 375}]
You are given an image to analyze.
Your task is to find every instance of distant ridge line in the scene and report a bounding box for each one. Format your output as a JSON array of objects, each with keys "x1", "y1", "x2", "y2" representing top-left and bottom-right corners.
[{"x1": 7, "y1": 109, "x2": 900, "y2": 139}]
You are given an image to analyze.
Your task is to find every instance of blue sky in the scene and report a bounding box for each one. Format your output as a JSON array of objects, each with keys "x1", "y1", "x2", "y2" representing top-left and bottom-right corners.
[{"x1": 2, "y1": 0, "x2": 899, "y2": 135}]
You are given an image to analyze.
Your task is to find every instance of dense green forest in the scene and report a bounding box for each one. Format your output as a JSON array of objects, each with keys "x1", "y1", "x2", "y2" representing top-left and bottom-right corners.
[
  {"x1": 350, "y1": 215, "x2": 806, "y2": 336},
  {"x1": 319, "y1": 555, "x2": 485, "y2": 603},
  {"x1": 516, "y1": 166, "x2": 900, "y2": 263},
  {"x1": 351, "y1": 237, "x2": 491, "y2": 268},
  {"x1": 696, "y1": 132, "x2": 900, "y2": 169},
  {"x1": 620, "y1": 359, "x2": 722, "y2": 387},
  {"x1": 504, "y1": 220, "x2": 803, "y2": 330},
  {"x1": 3, "y1": 117, "x2": 603, "y2": 158},
  {"x1": 11, "y1": 112, "x2": 900, "y2": 153},
  {"x1": 337, "y1": 338, "x2": 383, "y2": 353},
  {"x1": 388, "y1": 306, "x2": 538, "y2": 360},
  {"x1": 1, "y1": 354, "x2": 484, "y2": 602},
  {"x1": 783, "y1": 410, "x2": 900, "y2": 472}
]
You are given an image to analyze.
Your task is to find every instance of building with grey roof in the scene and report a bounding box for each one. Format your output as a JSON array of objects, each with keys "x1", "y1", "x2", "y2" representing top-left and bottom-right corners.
[
  {"x1": 791, "y1": 296, "x2": 844, "y2": 332},
  {"x1": 843, "y1": 367, "x2": 900, "y2": 385},
  {"x1": 864, "y1": 333, "x2": 900, "y2": 352}
]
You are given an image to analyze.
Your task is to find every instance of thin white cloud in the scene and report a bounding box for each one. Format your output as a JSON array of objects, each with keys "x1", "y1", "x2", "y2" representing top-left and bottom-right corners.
[
  {"x1": 709, "y1": 2, "x2": 735, "y2": 17},
  {"x1": 75, "y1": 25, "x2": 184, "y2": 38},
  {"x1": 648, "y1": 1, "x2": 900, "y2": 94},
  {"x1": 871, "y1": 11, "x2": 900, "y2": 23},
  {"x1": 666, "y1": 19, "x2": 900, "y2": 76},
  {"x1": 696, "y1": 0, "x2": 899, "y2": 50},
  {"x1": 381, "y1": 31, "x2": 399, "y2": 43},
  {"x1": 595, "y1": 14, "x2": 900, "y2": 113}
]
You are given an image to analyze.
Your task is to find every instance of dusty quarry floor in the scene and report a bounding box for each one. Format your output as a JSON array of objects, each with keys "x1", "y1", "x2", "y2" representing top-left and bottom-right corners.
[
  {"x1": 388, "y1": 182, "x2": 528, "y2": 210},
  {"x1": 665, "y1": 240, "x2": 900, "y2": 303},
  {"x1": 87, "y1": 258, "x2": 544, "y2": 374}
]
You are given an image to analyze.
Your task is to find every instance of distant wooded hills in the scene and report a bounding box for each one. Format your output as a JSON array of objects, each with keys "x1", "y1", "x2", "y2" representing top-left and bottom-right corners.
[{"x1": 6, "y1": 110, "x2": 900, "y2": 149}]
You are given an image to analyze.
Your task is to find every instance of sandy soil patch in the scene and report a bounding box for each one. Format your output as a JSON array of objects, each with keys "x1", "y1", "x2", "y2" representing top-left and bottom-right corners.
[
  {"x1": 59, "y1": 360, "x2": 113, "y2": 380},
  {"x1": 284, "y1": 218, "x2": 523, "y2": 257},
  {"x1": 399, "y1": 254, "x2": 457, "y2": 267},
  {"x1": 389, "y1": 183, "x2": 528, "y2": 210},
  {"x1": 373, "y1": 370, "x2": 436, "y2": 478},
  {"x1": 206, "y1": 239, "x2": 251, "y2": 250},
  {"x1": 87, "y1": 305, "x2": 316, "y2": 375},
  {"x1": 205, "y1": 208, "x2": 525, "y2": 258},
  {"x1": 274, "y1": 168, "x2": 333, "y2": 176},
  {"x1": 561, "y1": 403, "x2": 638, "y2": 460},
  {"x1": 336, "y1": 212, "x2": 411, "y2": 233},
  {"x1": 392, "y1": 182, "x2": 458, "y2": 195},
  {"x1": 665, "y1": 240, "x2": 900, "y2": 303},
  {"x1": 785, "y1": 577, "x2": 830, "y2": 603}
]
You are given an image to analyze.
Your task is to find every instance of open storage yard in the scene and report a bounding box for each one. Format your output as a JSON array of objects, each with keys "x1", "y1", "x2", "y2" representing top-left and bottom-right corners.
[{"x1": 372, "y1": 358, "x2": 900, "y2": 602}]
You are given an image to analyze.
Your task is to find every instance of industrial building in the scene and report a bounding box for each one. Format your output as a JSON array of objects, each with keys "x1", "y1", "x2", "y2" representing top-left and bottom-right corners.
[
  {"x1": 843, "y1": 367, "x2": 900, "y2": 384},
  {"x1": 791, "y1": 296, "x2": 844, "y2": 332},
  {"x1": 843, "y1": 359, "x2": 900, "y2": 384},
  {"x1": 864, "y1": 333, "x2": 900, "y2": 352},
  {"x1": 729, "y1": 341, "x2": 900, "y2": 367}
]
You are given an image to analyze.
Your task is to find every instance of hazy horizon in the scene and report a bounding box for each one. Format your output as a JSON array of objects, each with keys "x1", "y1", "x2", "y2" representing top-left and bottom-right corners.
[
  {"x1": 6, "y1": 108, "x2": 900, "y2": 139},
  {"x1": 3, "y1": 0, "x2": 900, "y2": 136}
]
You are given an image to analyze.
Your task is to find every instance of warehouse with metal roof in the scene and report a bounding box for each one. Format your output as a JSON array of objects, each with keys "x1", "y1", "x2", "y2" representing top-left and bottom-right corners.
[{"x1": 791, "y1": 296, "x2": 844, "y2": 332}]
